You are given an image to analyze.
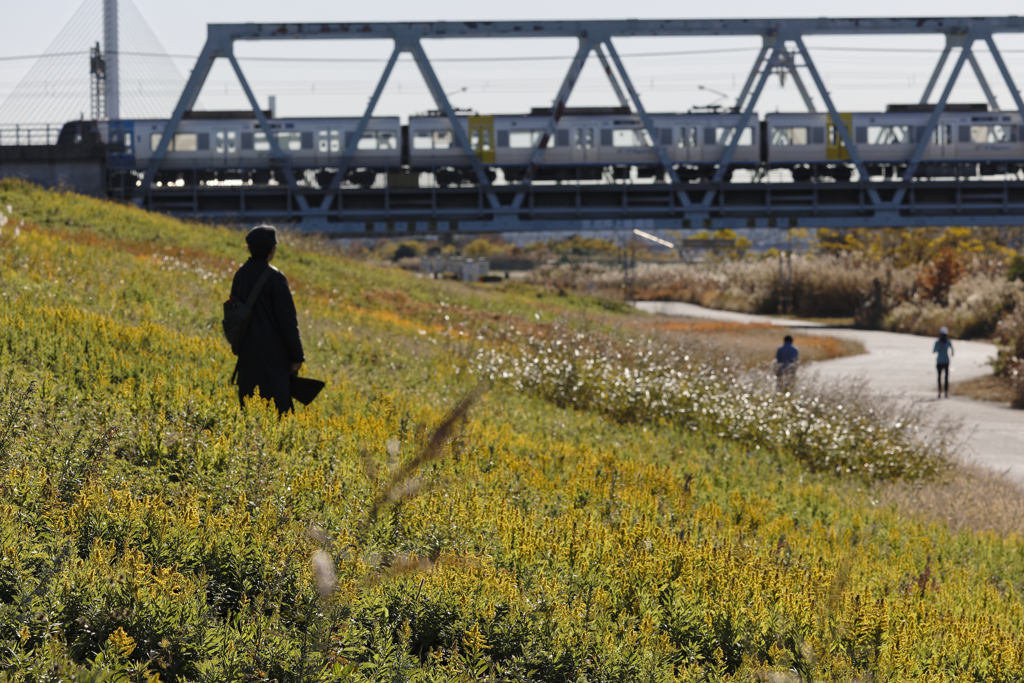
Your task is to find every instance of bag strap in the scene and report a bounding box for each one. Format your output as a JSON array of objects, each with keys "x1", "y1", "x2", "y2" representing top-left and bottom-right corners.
[{"x1": 246, "y1": 266, "x2": 275, "y2": 310}]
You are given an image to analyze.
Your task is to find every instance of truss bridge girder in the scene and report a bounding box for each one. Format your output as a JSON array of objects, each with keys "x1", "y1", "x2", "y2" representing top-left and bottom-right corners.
[{"x1": 130, "y1": 16, "x2": 1024, "y2": 231}]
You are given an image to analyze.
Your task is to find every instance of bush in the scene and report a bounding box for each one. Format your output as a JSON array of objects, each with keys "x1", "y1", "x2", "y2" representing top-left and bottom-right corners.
[
  {"x1": 885, "y1": 275, "x2": 1023, "y2": 339},
  {"x1": 1008, "y1": 252, "x2": 1024, "y2": 282}
]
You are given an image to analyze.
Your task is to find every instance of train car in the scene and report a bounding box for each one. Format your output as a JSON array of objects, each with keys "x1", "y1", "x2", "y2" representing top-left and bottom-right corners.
[
  {"x1": 408, "y1": 108, "x2": 760, "y2": 185},
  {"x1": 104, "y1": 113, "x2": 401, "y2": 185},
  {"x1": 766, "y1": 105, "x2": 1024, "y2": 179}
]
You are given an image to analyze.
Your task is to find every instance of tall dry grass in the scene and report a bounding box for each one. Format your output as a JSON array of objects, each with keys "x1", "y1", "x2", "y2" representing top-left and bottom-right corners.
[
  {"x1": 879, "y1": 464, "x2": 1024, "y2": 537},
  {"x1": 526, "y1": 257, "x2": 919, "y2": 320},
  {"x1": 884, "y1": 274, "x2": 1024, "y2": 339}
]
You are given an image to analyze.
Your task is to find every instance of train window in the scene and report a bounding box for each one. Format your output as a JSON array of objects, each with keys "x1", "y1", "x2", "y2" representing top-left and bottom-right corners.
[
  {"x1": 509, "y1": 130, "x2": 553, "y2": 149},
  {"x1": 254, "y1": 132, "x2": 271, "y2": 152},
  {"x1": 969, "y1": 125, "x2": 1018, "y2": 143},
  {"x1": 771, "y1": 127, "x2": 809, "y2": 146},
  {"x1": 151, "y1": 132, "x2": 198, "y2": 152},
  {"x1": 174, "y1": 133, "x2": 198, "y2": 152},
  {"x1": 866, "y1": 126, "x2": 911, "y2": 145},
  {"x1": 330, "y1": 131, "x2": 339, "y2": 152},
  {"x1": 413, "y1": 131, "x2": 433, "y2": 149},
  {"x1": 318, "y1": 130, "x2": 328, "y2": 152},
  {"x1": 714, "y1": 127, "x2": 754, "y2": 146},
  {"x1": 357, "y1": 133, "x2": 378, "y2": 150},
  {"x1": 123, "y1": 133, "x2": 132, "y2": 151},
  {"x1": 509, "y1": 130, "x2": 531, "y2": 148},
  {"x1": 677, "y1": 127, "x2": 698, "y2": 148},
  {"x1": 216, "y1": 131, "x2": 225, "y2": 154},
  {"x1": 433, "y1": 131, "x2": 453, "y2": 149},
  {"x1": 470, "y1": 129, "x2": 480, "y2": 149},
  {"x1": 226, "y1": 131, "x2": 237, "y2": 154},
  {"x1": 612, "y1": 129, "x2": 649, "y2": 147},
  {"x1": 378, "y1": 132, "x2": 398, "y2": 150},
  {"x1": 932, "y1": 125, "x2": 952, "y2": 146},
  {"x1": 277, "y1": 132, "x2": 303, "y2": 151}
]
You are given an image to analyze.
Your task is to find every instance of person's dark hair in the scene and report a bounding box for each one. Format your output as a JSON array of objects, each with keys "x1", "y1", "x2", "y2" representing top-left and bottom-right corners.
[
  {"x1": 784, "y1": 335, "x2": 793, "y2": 344},
  {"x1": 246, "y1": 224, "x2": 278, "y2": 261}
]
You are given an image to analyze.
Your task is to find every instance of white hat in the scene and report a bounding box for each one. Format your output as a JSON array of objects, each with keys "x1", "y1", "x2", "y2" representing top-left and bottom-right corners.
[{"x1": 939, "y1": 326, "x2": 949, "y2": 335}]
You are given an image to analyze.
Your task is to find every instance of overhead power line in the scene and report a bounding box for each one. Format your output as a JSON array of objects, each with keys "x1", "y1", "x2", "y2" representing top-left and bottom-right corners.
[{"x1": 7, "y1": 44, "x2": 1023, "y2": 65}]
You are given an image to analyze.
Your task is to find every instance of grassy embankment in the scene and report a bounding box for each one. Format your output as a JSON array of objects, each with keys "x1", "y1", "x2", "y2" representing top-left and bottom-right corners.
[{"x1": 0, "y1": 179, "x2": 1023, "y2": 680}]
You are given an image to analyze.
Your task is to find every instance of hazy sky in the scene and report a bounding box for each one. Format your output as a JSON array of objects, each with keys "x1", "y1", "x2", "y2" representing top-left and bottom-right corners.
[{"x1": 5, "y1": 0, "x2": 1024, "y2": 122}]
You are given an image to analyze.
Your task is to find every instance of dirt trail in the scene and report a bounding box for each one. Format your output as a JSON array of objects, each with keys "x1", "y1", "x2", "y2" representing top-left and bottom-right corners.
[{"x1": 635, "y1": 301, "x2": 1024, "y2": 482}]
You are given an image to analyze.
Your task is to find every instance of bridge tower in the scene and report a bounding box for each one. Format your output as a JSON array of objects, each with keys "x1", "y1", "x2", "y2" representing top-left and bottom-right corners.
[{"x1": 103, "y1": 0, "x2": 118, "y2": 120}]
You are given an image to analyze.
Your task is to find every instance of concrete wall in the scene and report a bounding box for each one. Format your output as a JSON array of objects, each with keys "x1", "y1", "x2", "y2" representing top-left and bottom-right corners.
[
  {"x1": 0, "y1": 160, "x2": 106, "y2": 197},
  {"x1": 0, "y1": 143, "x2": 107, "y2": 197}
]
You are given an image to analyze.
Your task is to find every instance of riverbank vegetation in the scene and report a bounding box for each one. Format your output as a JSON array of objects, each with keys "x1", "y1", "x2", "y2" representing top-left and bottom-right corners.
[
  {"x1": 519, "y1": 226, "x2": 1024, "y2": 407},
  {"x1": 1, "y1": 179, "x2": 1023, "y2": 680}
]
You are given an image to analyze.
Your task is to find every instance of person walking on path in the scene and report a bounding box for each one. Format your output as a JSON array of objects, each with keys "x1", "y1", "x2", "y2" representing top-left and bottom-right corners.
[
  {"x1": 933, "y1": 326, "x2": 954, "y2": 399},
  {"x1": 230, "y1": 225, "x2": 305, "y2": 415},
  {"x1": 775, "y1": 335, "x2": 799, "y2": 393}
]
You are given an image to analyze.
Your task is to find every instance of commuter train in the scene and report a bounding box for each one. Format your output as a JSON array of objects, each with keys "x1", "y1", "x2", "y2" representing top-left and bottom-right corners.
[{"x1": 88, "y1": 103, "x2": 1023, "y2": 187}]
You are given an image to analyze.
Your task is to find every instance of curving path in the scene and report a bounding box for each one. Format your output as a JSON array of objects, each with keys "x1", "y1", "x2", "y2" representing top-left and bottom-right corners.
[{"x1": 635, "y1": 301, "x2": 1024, "y2": 481}]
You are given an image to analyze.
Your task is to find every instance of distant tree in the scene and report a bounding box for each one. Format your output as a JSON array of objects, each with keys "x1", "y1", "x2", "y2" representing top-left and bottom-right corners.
[
  {"x1": 916, "y1": 247, "x2": 966, "y2": 305},
  {"x1": 464, "y1": 238, "x2": 505, "y2": 258},
  {"x1": 392, "y1": 244, "x2": 418, "y2": 261},
  {"x1": 549, "y1": 234, "x2": 618, "y2": 257}
]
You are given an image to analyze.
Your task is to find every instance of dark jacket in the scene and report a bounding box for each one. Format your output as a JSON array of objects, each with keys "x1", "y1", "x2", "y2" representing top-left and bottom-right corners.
[
  {"x1": 775, "y1": 342, "x2": 799, "y2": 368},
  {"x1": 230, "y1": 258, "x2": 304, "y2": 413}
]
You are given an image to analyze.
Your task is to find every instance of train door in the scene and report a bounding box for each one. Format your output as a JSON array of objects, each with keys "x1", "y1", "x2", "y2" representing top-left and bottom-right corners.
[
  {"x1": 678, "y1": 125, "x2": 698, "y2": 164},
  {"x1": 572, "y1": 126, "x2": 595, "y2": 164},
  {"x1": 214, "y1": 128, "x2": 239, "y2": 166},
  {"x1": 827, "y1": 113, "x2": 853, "y2": 161},
  {"x1": 931, "y1": 122, "x2": 952, "y2": 159},
  {"x1": 317, "y1": 129, "x2": 340, "y2": 165},
  {"x1": 468, "y1": 116, "x2": 495, "y2": 163},
  {"x1": 107, "y1": 120, "x2": 134, "y2": 169}
]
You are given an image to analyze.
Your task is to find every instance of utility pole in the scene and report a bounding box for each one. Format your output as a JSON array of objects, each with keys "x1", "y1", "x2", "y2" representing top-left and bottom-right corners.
[{"x1": 103, "y1": 0, "x2": 118, "y2": 119}]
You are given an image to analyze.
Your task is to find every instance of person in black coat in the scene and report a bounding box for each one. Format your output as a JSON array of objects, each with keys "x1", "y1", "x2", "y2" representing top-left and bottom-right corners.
[{"x1": 230, "y1": 225, "x2": 305, "y2": 414}]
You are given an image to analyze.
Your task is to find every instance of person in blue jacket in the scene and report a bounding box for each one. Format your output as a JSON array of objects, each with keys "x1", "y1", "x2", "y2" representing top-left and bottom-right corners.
[
  {"x1": 775, "y1": 335, "x2": 799, "y2": 393},
  {"x1": 933, "y1": 326, "x2": 954, "y2": 399}
]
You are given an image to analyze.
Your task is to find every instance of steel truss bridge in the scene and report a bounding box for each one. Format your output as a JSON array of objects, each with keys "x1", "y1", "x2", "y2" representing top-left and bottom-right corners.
[{"x1": 133, "y1": 17, "x2": 1024, "y2": 234}]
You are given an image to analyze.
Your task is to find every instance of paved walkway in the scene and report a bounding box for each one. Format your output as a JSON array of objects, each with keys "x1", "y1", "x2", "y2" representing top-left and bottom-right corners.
[{"x1": 635, "y1": 301, "x2": 1024, "y2": 481}]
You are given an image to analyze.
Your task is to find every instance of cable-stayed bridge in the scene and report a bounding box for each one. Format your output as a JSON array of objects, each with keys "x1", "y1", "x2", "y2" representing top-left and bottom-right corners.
[
  {"x1": 0, "y1": 0, "x2": 193, "y2": 126},
  {"x1": 4, "y1": 11, "x2": 1024, "y2": 234}
]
